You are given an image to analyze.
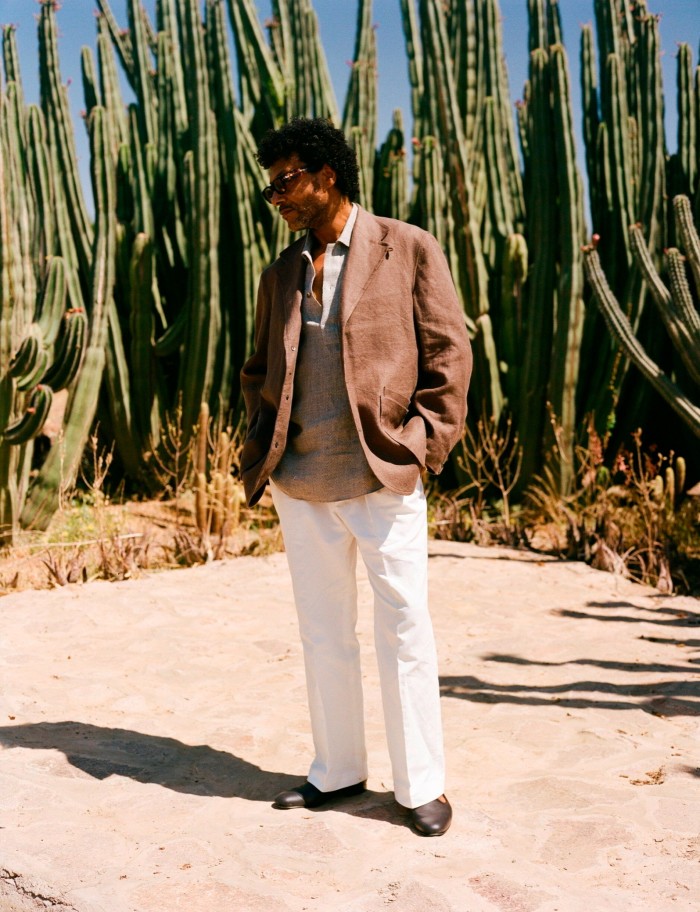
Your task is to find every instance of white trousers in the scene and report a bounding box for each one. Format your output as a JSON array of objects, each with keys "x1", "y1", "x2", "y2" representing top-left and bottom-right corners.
[{"x1": 270, "y1": 478, "x2": 445, "y2": 809}]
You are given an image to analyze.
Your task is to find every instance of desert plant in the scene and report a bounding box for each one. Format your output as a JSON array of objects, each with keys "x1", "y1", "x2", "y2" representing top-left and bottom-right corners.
[
  {"x1": 430, "y1": 414, "x2": 524, "y2": 547},
  {"x1": 192, "y1": 401, "x2": 244, "y2": 560},
  {"x1": 525, "y1": 425, "x2": 696, "y2": 592},
  {"x1": 583, "y1": 194, "x2": 700, "y2": 441},
  {"x1": 0, "y1": 21, "x2": 90, "y2": 546},
  {"x1": 41, "y1": 547, "x2": 88, "y2": 587},
  {"x1": 577, "y1": 0, "x2": 669, "y2": 435}
]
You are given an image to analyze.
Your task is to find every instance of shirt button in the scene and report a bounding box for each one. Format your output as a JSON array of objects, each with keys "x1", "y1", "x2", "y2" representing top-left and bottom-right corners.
[{"x1": 291, "y1": 346, "x2": 296, "y2": 351}]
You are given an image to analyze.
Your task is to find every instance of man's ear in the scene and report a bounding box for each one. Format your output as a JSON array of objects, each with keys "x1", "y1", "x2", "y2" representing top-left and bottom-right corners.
[{"x1": 320, "y1": 163, "x2": 337, "y2": 187}]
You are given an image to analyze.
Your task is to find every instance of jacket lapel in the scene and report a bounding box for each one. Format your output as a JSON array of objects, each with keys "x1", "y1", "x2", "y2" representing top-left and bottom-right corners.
[
  {"x1": 340, "y1": 208, "x2": 391, "y2": 325},
  {"x1": 277, "y1": 237, "x2": 306, "y2": 332}
]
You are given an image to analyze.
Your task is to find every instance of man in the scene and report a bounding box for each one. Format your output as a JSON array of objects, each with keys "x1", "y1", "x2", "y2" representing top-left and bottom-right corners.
[{"x1": 240, "y1": 117, "x2": 471, "y2": 836}]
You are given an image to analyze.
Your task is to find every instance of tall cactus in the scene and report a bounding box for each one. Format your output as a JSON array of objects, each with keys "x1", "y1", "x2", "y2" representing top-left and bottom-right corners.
[
  {"x1": 268, "y1": 0, "x2": 339, "y2": 124},
  {"x1": 342, "y1": 0, "x2": 377, "y2": 210},
  {"x1": 406, "y1": 0, "x2": 496, "y2": 421},
  {"x1": 516, "y1": 15, "x2": 586, "y2": 492},
  {"x1": 583, "y1": 194, "x2": 700, "y2": 439},
  {"x1": 21, "y1": 103, "x2": 116, "y2": 531},
  {"x1": 578, "y1": 0, "x2": 667, "y2": 434},
  {"x1": 207, "y1": 0, "x2": 271, "y2": 401},
  {"x1": 38, "y1": 1, "x2": 94, "y2": 290},
  {"x1": 177, "y1": 0, "x2": 221, "y2": 437},
  {"x1": 0, "y1": 20, "x2": 90, "y2": 543},
  {"x1": 374, "y1": 109, "x2": 408, "y2": 222},
  {"x1": 398, "y1": 0, "x2": 585, "y2": 492},
  {"x1": 668, "y1": 42, "x2": 700, "y2": 218}
]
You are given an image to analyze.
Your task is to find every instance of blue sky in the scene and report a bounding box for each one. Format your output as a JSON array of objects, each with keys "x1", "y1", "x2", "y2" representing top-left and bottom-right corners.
[{"x1": 4, "y1": 0, "x2": 699, "y2": 222}]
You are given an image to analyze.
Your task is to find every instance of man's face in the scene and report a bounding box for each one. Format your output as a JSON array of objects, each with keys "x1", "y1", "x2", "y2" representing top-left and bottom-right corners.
[{"x1": 266, "y1": 155, "x2": 332, "y2": 233}]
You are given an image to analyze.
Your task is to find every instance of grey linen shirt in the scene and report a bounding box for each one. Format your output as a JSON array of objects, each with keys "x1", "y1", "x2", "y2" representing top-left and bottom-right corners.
[{"x1": 271, "y1": 204, "x2": 382, "y2": 502}]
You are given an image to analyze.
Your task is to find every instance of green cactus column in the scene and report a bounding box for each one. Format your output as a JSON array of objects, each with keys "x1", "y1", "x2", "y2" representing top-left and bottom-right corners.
[
  {"x1": 21, "y1": 105, "x2": 116, "y2": 531},
  {"x1": 516, "y1": 46, "x2": 556, "y2": 487},
  {"x1": 374, "y1": 110, "x2": 408, "y2": 222},
  {"x1": 578, "y1": 0, "x2": 667, "y2": 436},
  {"x1": 407, "y1": 0, "x2": 498, "y2": 421},
  {"x1": 176, "y1": 0, "x2": 221, "y2": 439},
  {"x1": 583, "y1": 199, "x2": 700, "y2": 440},
  {"x1": 668, "y1": 43, "x2": 699, "y2": 217},
  {"x1": 0, "y1": 23, "x2": 84, "y2": 543},
  {"x1": 342, "y1": 0, "x2": 377, "y2": 210},
  {"x1": 545, "y1": 43, "x2": 586, "y2": 493},
  {"x1": 38, "y1": 1, "x2": 94, "y2": 288}
]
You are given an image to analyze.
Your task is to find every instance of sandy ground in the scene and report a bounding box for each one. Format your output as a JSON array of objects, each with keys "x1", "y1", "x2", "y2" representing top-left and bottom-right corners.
[{"x1": 0, "y1": 540, "x2": 698, "y2": 912}]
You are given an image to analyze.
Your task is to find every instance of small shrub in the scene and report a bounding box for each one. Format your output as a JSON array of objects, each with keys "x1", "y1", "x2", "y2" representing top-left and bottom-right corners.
[
  {"x1": 525, "y1": 426, "x2": 698, "y2": 594},
  {"x1": 429, "y1": 414, "x2": 525, "y2": 547}
]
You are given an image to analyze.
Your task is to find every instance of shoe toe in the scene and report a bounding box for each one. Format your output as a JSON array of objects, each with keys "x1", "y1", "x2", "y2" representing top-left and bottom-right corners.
[
  {"x1": 273, "y1": 783, "x2": 319, "y2": 809},
  {"x1": 273, "y1": 780, "x2": 366, "y2": 810},
  {"x1": 272, "y1": 789, "x2": 306, "y2": 810},
  {"x1": 410, "y1": 796, "x2": 452, "y2": 836}
]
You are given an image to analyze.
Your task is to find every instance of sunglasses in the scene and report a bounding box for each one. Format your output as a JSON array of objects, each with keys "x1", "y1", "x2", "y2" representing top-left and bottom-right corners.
[{"x1": 261, "y1": 166, "x2": 314, "y2": 203}]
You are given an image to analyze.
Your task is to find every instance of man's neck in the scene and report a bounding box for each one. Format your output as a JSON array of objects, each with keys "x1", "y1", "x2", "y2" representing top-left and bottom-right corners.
[{"x1": 311, "y1": 197, "x2": 354, "y2": 249}]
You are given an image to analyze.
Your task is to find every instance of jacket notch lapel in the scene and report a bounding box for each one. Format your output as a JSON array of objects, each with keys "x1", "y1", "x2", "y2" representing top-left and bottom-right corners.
[
  {"x1": 340, "y1": 209, "x2": 390, "y2": 325},
  {"x1": 280, "y1": 248, "x2": 306, "y2": 338}
]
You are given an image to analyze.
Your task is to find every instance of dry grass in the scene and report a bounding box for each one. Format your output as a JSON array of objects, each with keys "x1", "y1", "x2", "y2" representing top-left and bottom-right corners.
[
  {"x1": 0, "y1": 490, "x2": 283, "y2": 596},
  {"x1": 0, "y1": 411, "x2": 284, "y2": 595},
  {"x1": 1, "y1": 415, "x2": 697, "y2": 598},
  {"x1": 429, "y1": 420, "x2": 700, "y2": 596}
]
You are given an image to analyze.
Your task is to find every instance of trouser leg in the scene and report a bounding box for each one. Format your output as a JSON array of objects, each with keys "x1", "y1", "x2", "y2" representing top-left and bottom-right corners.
[
  {"x1": 347, "y1": 480, "x2": 445, "y2": 809},
  {"x1": 270, "y1": 483, "x2": 368, "y2": 791}
]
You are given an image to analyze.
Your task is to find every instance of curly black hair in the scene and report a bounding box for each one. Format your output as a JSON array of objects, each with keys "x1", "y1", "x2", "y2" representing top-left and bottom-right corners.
[{"x1": 255, "y1": 117, "x2": 360, "y2": 202}]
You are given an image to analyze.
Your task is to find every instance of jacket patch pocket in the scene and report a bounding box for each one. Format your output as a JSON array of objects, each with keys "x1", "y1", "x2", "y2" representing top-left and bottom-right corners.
[{"x1": 380, "y1": 387, "x2": 410, "y2": 427}]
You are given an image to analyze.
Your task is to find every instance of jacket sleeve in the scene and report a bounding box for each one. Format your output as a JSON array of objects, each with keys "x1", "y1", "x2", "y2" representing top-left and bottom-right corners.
[{"x1": 412, "y1": 232, "x2": 473, "y2": 474}]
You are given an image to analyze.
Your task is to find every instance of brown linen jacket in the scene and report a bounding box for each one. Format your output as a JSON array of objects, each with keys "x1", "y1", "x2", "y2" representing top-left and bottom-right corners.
[{"x1": 240, "y1": 206, "x2": 472, "y2": 506}]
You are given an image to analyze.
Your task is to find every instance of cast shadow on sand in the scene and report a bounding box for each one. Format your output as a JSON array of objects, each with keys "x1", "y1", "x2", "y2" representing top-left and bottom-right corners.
[
  {"x1": 0, "y1": 720, "x2": 302, "y2": 800},
  {"x1": 440, "y1": 596, "x2": 699, "y2": 721},
  {"x1": 440, "y1": 670, "x2": 699, "y2": 718},
  {"x1": 441, "y1": 593, "x2": 698, "y2": 719},
  {"x1": 556, "y1": 600, "x2": 700, "y2": 628},
  {"x1": 0, "y1": 720, "x2": 403, "y2": 823}
]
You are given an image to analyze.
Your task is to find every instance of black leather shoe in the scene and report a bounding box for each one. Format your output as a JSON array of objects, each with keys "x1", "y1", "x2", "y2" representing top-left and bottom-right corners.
[
  {"x1": 409, "y1": 795, "x2": 452, "y2": 836},
  {"x1": 273, "y1": 780, "x2": 366, "y2": 810}
]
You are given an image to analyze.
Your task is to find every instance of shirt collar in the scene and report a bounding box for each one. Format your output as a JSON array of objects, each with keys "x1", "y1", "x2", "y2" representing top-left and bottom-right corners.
[{"x1": 302, "y1": 203, "x2": 358, "y2": 259}]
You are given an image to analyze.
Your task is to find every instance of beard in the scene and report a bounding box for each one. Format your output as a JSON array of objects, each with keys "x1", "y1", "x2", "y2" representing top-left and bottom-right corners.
[{"x1": 277, "y1": 195, "x2": 327, "y2": 233}]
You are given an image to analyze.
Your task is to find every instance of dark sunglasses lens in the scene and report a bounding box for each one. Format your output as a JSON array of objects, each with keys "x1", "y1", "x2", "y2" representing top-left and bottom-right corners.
[
  {"x1": 262, "y1": 176, "x2": 287, "y2": 202},
  {"x1": 263, "y1": 167, "x2": 308, "y2": 202}
]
